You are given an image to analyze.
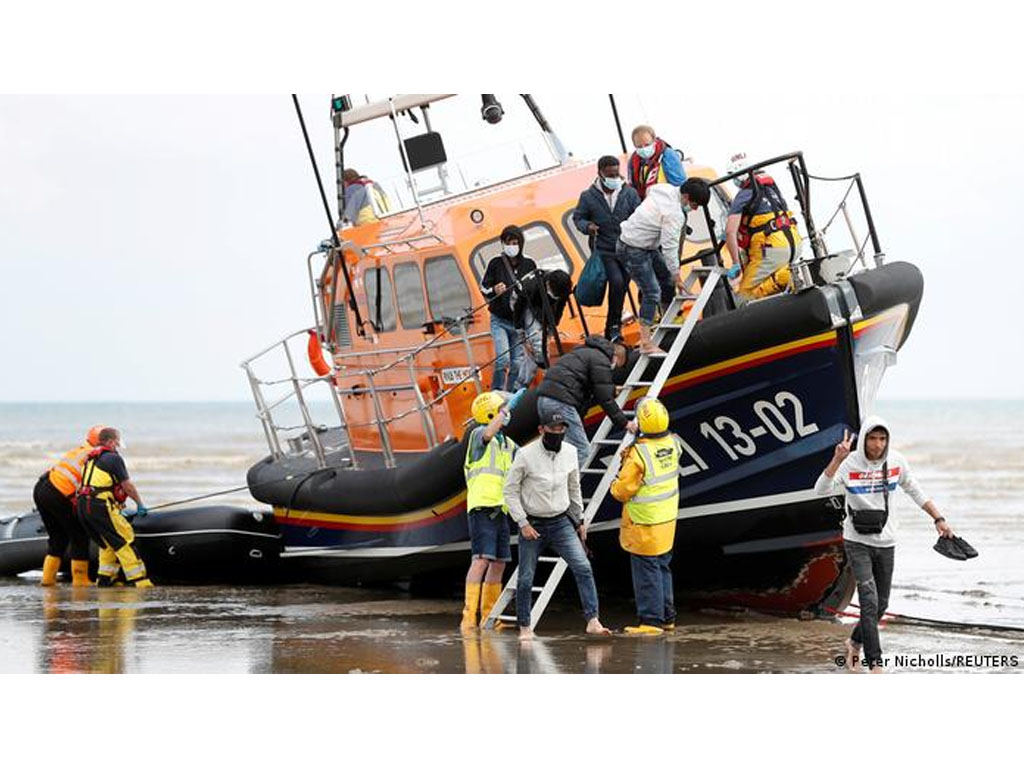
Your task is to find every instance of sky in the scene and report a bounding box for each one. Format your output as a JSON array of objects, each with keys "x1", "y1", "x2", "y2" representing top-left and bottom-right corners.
[
  {"x1": 1, "y1": 91, "x2": 1022, "y2": 402},
  {"x1": 0, "y1": 91, "x2": 1019, "y2": 403}
]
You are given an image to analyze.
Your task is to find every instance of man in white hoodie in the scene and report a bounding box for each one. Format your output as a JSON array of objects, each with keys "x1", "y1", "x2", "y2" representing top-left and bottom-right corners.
[{"x1": 815, "y1": 416, "x2": 955, "y2": 672}]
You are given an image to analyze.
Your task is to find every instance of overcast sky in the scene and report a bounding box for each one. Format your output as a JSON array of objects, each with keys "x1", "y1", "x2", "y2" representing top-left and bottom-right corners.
[{"x1": 2, "y1": 92, "x2": 1021, "y2": 401}]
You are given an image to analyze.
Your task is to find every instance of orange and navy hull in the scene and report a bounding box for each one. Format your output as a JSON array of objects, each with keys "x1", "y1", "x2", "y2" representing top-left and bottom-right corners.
[{"x1": 250, "y1": 262, "x2": 922, "y2": 615}]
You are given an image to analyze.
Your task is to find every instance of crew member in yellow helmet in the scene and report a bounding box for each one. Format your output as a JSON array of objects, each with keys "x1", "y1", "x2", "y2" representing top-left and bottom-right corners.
[
  {"x1": 460, "y1": 391, "x2": 518, "y2": 631},
  {"x1": 611, "y1": 397, "x2": 683, "y2": 635},
  {"x1": 32, "y1": 424, "x2": 106, "y2": 586},
  {"x1": 75, "y1": 427, "x2": 153, "y2": 588}
]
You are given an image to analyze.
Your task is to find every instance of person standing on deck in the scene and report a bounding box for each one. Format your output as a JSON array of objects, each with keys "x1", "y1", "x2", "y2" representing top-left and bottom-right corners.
[
  {"x1": 611, "y1": 397, "x2": 682, "y2": 635},
  {"x1": 461, "y1": 392, "x2": 518, "y2": 632},
  {"x1": 75, "y1": 427, "x2": 153, "y2": 587},
  {"x1": 33, "y1": 424, "x2": 106, "y2": 586},
  {"x1": 572, "y1": 155, "x2": 641, "y2": 341},
  {"x1": 481, "y1": 225, "x2": 537, "y2": 391},
  {"x1": 503, "y1": 410, "x2": 612, "y2": 640},
  {"x1": 815, "y1": 416, "x2": 955, "y2": 672}
]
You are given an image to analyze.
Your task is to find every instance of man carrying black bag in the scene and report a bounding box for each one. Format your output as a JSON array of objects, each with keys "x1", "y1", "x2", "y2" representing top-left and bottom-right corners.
[{"x1": 815, "y1": 416, "x2": 955, "y2": 672}]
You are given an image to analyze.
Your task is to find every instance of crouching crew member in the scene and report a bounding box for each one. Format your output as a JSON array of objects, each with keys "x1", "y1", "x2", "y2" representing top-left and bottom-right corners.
[
  {"x1": 724, "y1": 152, "x2": 803, "y2": 302},
  {"x1": 611, "y1": 398, "x2": 681, "y2": 635},
  {"x1": 33, "y1": 424, "x2": 106, "y2": 586},
  {"x1": 75, "y1": 427, "x2": 153, "y2": 587},
  {"x1": 461, "y1": 392, "x2": 519, "y2": 631},
  {"x1": 504, "y1": 410, "x2": 612, "y2": 640}
]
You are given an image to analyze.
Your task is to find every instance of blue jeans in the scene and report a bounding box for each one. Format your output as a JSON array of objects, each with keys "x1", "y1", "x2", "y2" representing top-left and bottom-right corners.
[
  {"x1": 618, "y1": 241, "x2": 661, "y2": 325},
  {"x1": 490, "y1": 315, "x2": 521, "y2": 392},
  {"x1": 845, "y1": 540, "x2": 894, "y2": 668},
  {"x1": 516, "y1": 514, "x2": 600, "y2": 627},
  {"x1": 629, "y1": 552, "x2": 675, "y2": 625},
  {"x1": 536, "y1": 396, "x2": 590, "y2": 467}
]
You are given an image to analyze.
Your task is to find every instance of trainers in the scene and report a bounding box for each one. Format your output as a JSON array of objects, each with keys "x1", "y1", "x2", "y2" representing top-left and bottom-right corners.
[{"x1": 624, "y1": 624, "x2": 664, "y2": 636}]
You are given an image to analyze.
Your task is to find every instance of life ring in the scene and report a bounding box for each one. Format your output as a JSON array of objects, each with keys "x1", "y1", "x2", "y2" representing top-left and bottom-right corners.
[{"x1": 307, "y1": 331, "x2": 331, "y2": 376}]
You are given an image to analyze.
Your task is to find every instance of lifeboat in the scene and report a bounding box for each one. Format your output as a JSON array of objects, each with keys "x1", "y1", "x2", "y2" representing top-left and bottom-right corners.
[{"x1": 243, "y1": 94, "x2": 923, "y2": 615}]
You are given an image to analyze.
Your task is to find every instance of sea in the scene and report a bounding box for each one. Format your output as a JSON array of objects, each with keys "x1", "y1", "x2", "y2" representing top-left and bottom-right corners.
[{"x1": 1, "y1": 400, "x2": 1022, "y2": 673}]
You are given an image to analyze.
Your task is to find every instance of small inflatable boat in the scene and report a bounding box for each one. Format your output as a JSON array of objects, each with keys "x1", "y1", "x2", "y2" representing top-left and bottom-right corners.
[{"x1": 0, "y1": 505, "x2": 282, "y2": 583}]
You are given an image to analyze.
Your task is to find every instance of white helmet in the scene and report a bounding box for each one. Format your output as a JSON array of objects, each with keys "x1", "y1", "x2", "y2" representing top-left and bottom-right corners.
[{"x1": 726, "y1": 152, "x2": 748, "y2": 177}]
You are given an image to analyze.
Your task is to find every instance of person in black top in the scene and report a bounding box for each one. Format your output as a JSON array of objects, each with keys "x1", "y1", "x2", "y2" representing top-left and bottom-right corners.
[
  {"x1": 512, "y1": 268, "x2": 572, "y2": 389},
  {"x1": 480, "y1": 225, "x2": 537, "y2": 390},
  {"x1": 535, "y1": 335, "x2": 638, "y2": 466},
  {"x1": 572, "y1": 156, "x2": 641, "y2": 340},
  {"x1": 75, "y1": 427, "x2": 153, "y2": 587}
]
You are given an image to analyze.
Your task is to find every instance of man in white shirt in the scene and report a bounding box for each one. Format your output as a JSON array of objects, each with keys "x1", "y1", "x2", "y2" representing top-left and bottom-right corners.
[
  {"x1": 504, "y1": 410, "x2": 612, "y2": 639},
  {"x1": 618, "y1": 179, "x2": 710, "y2": 354}
]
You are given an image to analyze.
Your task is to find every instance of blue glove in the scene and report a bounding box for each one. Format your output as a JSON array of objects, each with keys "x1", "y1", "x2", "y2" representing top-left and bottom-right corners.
[
  {"x1": 726, "y1": 264, "x2": 742, "y2": 280},
  {"x1": 134, "y1": 505, "x2": 149, "y2": 518}
]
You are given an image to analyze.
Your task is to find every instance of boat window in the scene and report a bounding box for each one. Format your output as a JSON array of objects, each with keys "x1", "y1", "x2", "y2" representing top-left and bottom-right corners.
[
  {"x1": 562, "y1": 208, "x2": 591, "y2": 260},
  {"x1": 686, "y1": 187, "x2": 730, "y2": 245},
  {"x1": 394, "y1": 261, "x2": 428, "y2": 330},
  {"x1": 364, "y1": 267, "x2": 397, "y2": 333},
  {"x1": 424, "y1": 255, "x2": 472, "y2": 322},
  {"x1": 470, "y1": 222, "x2": 574, "y2": 284}
]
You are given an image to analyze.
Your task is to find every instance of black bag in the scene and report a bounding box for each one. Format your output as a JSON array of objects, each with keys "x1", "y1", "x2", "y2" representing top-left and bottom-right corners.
[{"x1": 849, "y1": 461, "x2": 890, "y2": 535}]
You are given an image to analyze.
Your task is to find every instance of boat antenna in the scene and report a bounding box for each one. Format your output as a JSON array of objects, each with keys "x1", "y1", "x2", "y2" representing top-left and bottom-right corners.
[
  {"x1": 291, "y1": 94, "x2": 365, "y2": 337},
  {"x1": 520, "y1": 94, "x2": 569, "y2": 164},
  {"x1": 608, "y1": 94, "x2": 627, "y2": 154}
]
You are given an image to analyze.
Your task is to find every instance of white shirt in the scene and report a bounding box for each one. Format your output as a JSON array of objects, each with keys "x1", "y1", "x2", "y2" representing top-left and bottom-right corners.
[
  {"x1": 503, "y1": 439, "x2": 583, "y2": 528},
  {"x1": 618, "y1": 183, "x2": 685, "y2": 269}
]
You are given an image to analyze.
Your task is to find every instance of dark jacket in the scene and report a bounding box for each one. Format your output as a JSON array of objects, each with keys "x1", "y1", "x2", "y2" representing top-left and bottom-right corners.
[
  {"x1": 537, "y1": 335, "x2": 628, "y2": 429},
  {"x1": 572, "y1": 181, "x2": 641, "y2": 254},
  {"x1": 513, "y1": 269, "x2": 567, "y2": 330},
  {"x1": 481, "y1": 254, "x2": 538, "y2": 323}
]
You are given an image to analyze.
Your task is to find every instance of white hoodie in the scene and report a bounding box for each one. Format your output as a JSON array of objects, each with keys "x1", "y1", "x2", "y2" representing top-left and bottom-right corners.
[{"x1": 814, "y1": 415, "x2": 931, "y2": 548}]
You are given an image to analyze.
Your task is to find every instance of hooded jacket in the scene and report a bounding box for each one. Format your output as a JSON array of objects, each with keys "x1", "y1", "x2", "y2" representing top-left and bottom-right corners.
[
  {"x1": 536, "y1": 335, "x2": 628, "y2": 430},
  {"x1": 814, "y1": 415, "x2": 931, "y2": 548}
]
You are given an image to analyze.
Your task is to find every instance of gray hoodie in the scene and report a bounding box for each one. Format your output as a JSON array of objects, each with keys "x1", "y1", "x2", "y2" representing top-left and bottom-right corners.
[{"x1": 814, "y1": 415, "x2": 931, "y2": 548}]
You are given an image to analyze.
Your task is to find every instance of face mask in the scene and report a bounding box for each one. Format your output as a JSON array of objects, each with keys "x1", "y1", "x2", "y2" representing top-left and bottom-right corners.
[
  {"x1": 503, "y1": 243, "x2": 520, "y2": 258},
  {"x1": 601, "y1": 176, "x2": 622, "y2": 191},
  {"x1": 541, "y1": 431, "x2": 565, "y2": 452},
  {"x1": 637, "y1": 143, "x2": 656, "y2": 160}
]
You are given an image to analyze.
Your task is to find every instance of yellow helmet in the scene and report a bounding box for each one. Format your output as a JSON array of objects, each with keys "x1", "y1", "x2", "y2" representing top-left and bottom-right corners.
[
  {"x1": 471, "y1": 391, "x2": 506, "y2": 425},
  {"x1": 637, "y1": 397, "x2": 669, "y2": 434}
]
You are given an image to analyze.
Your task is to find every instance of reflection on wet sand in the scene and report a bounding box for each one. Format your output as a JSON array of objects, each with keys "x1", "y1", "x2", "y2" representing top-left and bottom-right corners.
[{"x1": 4, "y1": 582, "x2": 1021, "y2": 674}]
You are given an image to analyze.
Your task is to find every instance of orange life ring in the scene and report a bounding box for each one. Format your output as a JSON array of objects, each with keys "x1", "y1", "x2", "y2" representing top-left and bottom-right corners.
[{"x1": 307, "y1": 331, "x2": 331, "y2": 376}]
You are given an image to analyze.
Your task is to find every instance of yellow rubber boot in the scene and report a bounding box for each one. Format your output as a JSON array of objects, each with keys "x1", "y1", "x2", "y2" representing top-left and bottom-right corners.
[
  {"x1": 41, "y1": 555, "x2": 61, "y2": 586},
  {"x1": 479, "y1": 582, "x2": 503, "y2": 630},
  {"x1": 70, "y1": 559, "x2": 92, "y2": 587},
  {"x1": 624, "y1": 624, "x2": 665, "y2": 636},
  {"x1": 461, "y1": 582, "x2": 482, "y2": 632},
  {"x1": 131, "y1": 578, "x2": 154, "y2": 588}
]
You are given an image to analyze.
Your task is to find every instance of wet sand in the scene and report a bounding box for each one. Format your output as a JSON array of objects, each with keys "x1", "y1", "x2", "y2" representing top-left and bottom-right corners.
[{"x1": 2, "y1": 580, "x2": 1021, "y2": 674}]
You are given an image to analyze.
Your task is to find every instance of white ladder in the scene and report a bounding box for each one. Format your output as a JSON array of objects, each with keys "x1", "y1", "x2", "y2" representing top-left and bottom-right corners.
[{"x1": 482, "y1": 268, "x2": 724, "y2": 630}]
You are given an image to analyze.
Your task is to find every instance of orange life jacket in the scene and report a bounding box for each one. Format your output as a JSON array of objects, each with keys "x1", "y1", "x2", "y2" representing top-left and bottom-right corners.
[{"x1": 48, "y1": 443, "x2": 93, "y2": 498}]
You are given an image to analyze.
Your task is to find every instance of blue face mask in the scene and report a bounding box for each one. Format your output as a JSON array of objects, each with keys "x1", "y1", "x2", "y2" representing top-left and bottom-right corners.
[
  {"x1": 636, "y1": 143, "x2": 656, "y2": 160},
  {"x1": 601, "y1": 176, "x2": 622, "y2": 191}
]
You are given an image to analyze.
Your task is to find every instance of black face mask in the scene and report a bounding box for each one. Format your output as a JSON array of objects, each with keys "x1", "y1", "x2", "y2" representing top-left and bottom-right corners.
[{"x1": 542, "y1": 431, "x2": 565, "y2": 452}]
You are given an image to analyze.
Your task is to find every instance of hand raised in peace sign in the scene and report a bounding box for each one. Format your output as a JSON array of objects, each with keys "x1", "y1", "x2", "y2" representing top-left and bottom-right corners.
[{"x1": 834, "y1": 429, "x2": 854, "y2": 462}]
